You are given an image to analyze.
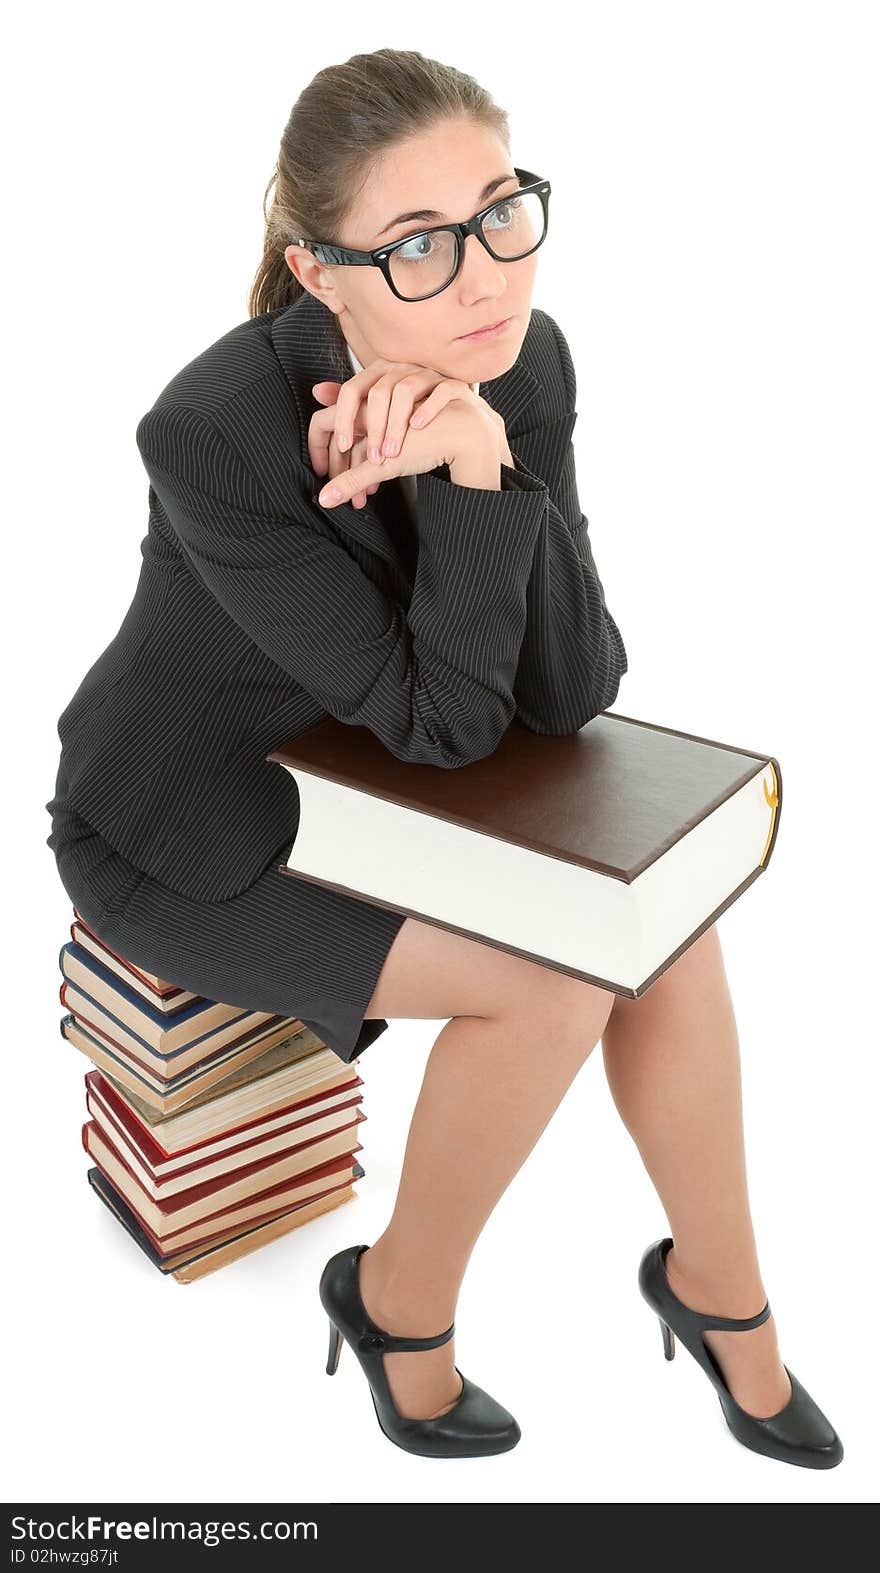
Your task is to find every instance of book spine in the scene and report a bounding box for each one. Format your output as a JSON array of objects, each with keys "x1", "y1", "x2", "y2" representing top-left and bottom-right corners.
[{"x1": 760, "y1": 756, "x2": 783, "y2": 870}]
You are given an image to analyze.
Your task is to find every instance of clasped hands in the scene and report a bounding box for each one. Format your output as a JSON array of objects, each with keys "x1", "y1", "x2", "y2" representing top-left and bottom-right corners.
[{"x1": 308, "y1": 357, "x2": 515, "y2": 508}]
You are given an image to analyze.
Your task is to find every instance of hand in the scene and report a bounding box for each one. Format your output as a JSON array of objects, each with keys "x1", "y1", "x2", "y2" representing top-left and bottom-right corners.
[
  {"x1": 309, "y1": 361, "x2": 451, "y2": 511},
  {"x1": 310, "y1": 361, "x2": 451, "y2": 471},
  {"x1": 315, "y1": 398, "x2": 506, "y2": 508},
  {"x1": 309, "y1": 359, "x2": 512, "y2": 507}
]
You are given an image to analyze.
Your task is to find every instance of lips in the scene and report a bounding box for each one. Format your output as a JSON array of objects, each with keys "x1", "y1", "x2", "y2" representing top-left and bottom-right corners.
[{"x1": 459, "y1": 316, "x2": 512, "y2": 339}]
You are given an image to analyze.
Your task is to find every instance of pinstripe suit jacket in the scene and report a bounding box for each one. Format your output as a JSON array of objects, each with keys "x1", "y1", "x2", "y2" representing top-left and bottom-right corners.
[{"x1": 48, "y1": 288, "x2": 627, "y2": 903}]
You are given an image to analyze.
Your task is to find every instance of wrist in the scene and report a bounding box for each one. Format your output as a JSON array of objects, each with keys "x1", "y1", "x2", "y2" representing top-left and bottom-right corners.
[{"x1": 448, "y1": 457, "x2": 501, "y2": 490}]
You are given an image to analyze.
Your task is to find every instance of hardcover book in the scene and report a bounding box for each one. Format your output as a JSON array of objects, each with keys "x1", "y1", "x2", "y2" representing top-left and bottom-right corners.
[
  {"x1": 70, "y1": 913, "x2": 200, "y2": 1013},
  {"x1": 60, "y1": 1014, "x2": 324, "y2": 1114},
  {"x1": 82, "y1": 1112, "x2": 366, "y2": 1232},
  {"x1": 268, "y1": 711, "x2": 781, "y2": 997},
  {"x1": 87, "y1": 1164, "x2": 364, "y2": 1283}
]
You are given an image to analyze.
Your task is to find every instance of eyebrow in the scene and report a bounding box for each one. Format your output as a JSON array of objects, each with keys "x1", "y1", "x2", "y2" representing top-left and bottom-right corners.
[{"x1": 374, "y1": 173, "x2": 520, "y2": 243}]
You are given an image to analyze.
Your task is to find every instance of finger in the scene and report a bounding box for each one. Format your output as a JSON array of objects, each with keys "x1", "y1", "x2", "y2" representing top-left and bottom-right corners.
[
  {"x1": 337, "y1": 366, "x2": 415, "y2": 456},
  {"x1": 381, "y1": 374, "x2": 434, "y2": 458},
  {"x1": 334, "y1": 376, "x2": 372, "y2": 455},
  {"x1": 326, "y1": 429, "x2": 350, "y2": 488},
  {"x1": 326, "y1": 442, "x2": 365, "y2": 511},
  {"x1": 312, "y1": 381, "x2": 342, "y2": 404},
  {"x1": 319, "y1": 458, "x2": 385, "y2": 507},
  {"x1": 346, "y1": 435, "x2": 370, "y2": 509},
  {"x1": 336, "y1": 365, "x2": 437, "y2": 459},
  {"x1": 353, "y1": 438, "x2": 374, "y2": 508},
  {"x1": 308, "y1": 406, "x2": 338, "y2": 477},
  {"x1": 365, "y1": 372, "x2": 428, "y2": 462},
  {"x1": 365, "y1": 382, "x2": 394, "y2": 465},
  {"x1": 409, "y1": 380, "x2": 470, "y2": 430},
  {"x1": 313, "y1": 402, "x2": 355, "y2": 478},
  {"x1": 408, "y1": 388, "x2": 450, "y2": 428}
]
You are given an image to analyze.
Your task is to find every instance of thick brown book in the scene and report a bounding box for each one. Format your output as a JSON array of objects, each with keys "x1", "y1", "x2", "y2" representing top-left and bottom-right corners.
[{"x1": 268, "y1": 710, "x2": 781, "y2": 998}]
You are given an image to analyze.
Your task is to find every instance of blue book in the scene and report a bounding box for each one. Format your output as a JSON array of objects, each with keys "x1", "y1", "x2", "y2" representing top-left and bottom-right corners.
[{"x1": 59, "y1": 939, "x2": 274, "y2": 1067}]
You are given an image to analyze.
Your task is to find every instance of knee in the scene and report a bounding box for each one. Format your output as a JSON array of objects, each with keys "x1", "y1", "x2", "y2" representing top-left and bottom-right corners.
[
  {"x1": 497, "y1": 964, "x2": 616, "y2": 1045},
  {"x1": 606, "y1": 921, "x2": 724, "y2": 1030}
]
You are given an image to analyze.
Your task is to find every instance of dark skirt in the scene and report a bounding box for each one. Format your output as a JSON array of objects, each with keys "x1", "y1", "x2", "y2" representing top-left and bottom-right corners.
[{"x1": 46, "y1": 803, "x2": 408, "y2": 1065}]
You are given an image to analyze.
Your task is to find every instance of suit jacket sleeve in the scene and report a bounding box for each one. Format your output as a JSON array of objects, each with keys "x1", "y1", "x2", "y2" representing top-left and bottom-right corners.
[
  {"x1": 510, "y1": 317, "x2": 628, "y2": 733},
  {"x1": 135, "y1": 405, "x2": 550, "y2": 770}
]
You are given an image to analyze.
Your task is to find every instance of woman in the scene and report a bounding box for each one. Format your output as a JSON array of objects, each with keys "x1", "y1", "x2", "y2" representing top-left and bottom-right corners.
[{"x1": 45, "y1": 48, "x2": 841, "y2": 1467}]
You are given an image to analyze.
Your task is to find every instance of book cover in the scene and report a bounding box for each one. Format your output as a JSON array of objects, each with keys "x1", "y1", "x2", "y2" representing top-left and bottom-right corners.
[
  {"x1": 86, "y1": 1072, "x2": 364, "y2": 1193},
  {"x1": 58, "y1": 941, "x2": 258, "y2": 1055},
  {"x1": 60, "y1": 1013, "x2": 320, "y2": 1114},
  {"x1": 70, "y1": 916, "x2": 198, "y2": 1013},
  {"x1": 268, "y1": 711, "x2": 782, "y2": 997},
  {"x1": 82, "y1": 1114, "x2": 366, "y2": 1227},
  {"x1": 87, "y1": 1163, "x2": 365, "y2": 1282}
]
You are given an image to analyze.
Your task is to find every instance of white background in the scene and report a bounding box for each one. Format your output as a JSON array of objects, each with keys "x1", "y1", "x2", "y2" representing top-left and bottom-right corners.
[{"x1": 7, "y1": 0, "x2": 878, "y2": 1507}]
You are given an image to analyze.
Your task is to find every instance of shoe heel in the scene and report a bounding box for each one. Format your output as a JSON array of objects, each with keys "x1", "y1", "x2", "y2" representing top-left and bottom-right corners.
[
  {"x1": 638, "y1": 1235, "x2": 843, "y2": 1468},
  {"x1": 326, "y1": 1317, "x2": 343, "y2": 1376},
  {"x1": 318, "y1": 1242, "x2": 521, "y2": 1458}
]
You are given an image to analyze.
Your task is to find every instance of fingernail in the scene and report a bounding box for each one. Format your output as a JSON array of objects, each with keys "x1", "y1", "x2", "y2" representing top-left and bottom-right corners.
[
  {"x1": 369, "y1": 445, "x2": 382, "y2": 462},
  {"x1": 320, "y1": 485, "x2": 342, "y2": 504},
  {"x1": 337, "y1": 433, "x2": 349, "y2": 452},
  {"x1": 383, "y1": 439, "x2": 398, "y2": 457}
]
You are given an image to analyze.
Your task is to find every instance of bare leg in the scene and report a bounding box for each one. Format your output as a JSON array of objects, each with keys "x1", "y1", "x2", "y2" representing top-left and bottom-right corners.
[
  {"x1": 600, "y1": 923, "x2": 792, "y2": 1418},
  {"x1": 356, "y1": 918, "x2": 616, "y2": 1420}
]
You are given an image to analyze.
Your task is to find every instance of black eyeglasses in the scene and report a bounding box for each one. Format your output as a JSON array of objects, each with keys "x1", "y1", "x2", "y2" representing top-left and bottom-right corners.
[{"x1": 295, "y1": 166, "x2": 551, "y2": 303}]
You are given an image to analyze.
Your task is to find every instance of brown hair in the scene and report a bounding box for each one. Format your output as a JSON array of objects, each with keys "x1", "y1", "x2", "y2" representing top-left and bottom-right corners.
[{"x1": 247, "y1": 48, "x2": 511, "y2": 321}]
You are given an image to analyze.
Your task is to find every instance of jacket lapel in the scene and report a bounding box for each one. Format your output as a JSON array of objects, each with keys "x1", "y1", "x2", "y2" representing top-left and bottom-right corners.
[{"x1": 270, "y1": 288, "x2": 573, "y2": 572}]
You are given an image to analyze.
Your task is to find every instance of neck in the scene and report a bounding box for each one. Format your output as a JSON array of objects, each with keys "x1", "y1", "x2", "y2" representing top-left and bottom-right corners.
[{"x1": 337, "y1": 312, "x2": 374, "y2": 372}]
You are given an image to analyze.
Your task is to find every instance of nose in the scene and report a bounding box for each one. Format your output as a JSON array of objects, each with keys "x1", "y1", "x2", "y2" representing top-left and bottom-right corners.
[{"x1": 457, "y1": 230, "x2": 507, "y2": 298}]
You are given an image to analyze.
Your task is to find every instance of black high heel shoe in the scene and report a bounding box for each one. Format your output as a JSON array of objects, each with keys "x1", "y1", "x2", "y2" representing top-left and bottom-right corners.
[
  {"x1": 638, "y1": 1237, "x2": 843, "y2": 1469},
  {"x1": 319, "y1": 1243, "x2": 521, "y2": 1459}
]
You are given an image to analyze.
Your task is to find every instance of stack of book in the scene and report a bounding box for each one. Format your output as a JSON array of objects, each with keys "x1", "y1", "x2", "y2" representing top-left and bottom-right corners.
[{"x1": 58, "y1": 908, "x2": 366, "y2": 1282}]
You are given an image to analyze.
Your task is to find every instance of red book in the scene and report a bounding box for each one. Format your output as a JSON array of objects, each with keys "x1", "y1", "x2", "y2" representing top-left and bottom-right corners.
[
  {"x1": 85, "y1": 1069, "x2": 363, "y2": 1192},
  {"x1": 81, "y1": 1114, "x2": 365, "y2": 1234},
  {"x1": 90, "y1": 1151, "x2": 363, "y2": 1258},
  {"x1": 85, "y1": 1066, "x2": 362, "y2": 1160}
]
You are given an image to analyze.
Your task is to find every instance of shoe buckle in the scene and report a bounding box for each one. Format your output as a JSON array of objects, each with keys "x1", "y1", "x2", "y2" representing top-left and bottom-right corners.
[{"x1": 358, "y1": 1333, "x2": 387, "y2": 1352}]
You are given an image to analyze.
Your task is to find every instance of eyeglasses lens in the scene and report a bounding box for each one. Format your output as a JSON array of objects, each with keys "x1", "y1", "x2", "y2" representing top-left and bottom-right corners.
[{"x1": 388, "y1": 190, "x2": 547, "y2": 301}]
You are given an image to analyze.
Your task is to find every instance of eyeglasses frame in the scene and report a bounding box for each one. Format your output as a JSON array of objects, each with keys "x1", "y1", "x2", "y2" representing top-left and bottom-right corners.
[{"x1": 293, "y1": 166, "x2": 551, "y2": 303}]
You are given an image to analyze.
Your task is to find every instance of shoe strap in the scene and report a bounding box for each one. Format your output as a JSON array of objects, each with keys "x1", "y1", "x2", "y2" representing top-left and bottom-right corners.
[
  {"x1": 660, "y1": 1243, "x2": 772, "y2": 1331},
  {"x1": 358, "y1": 1321, "x2": 455, "y2": 1354},
  {"x1": 693, "y1": 1300, "x2": 772, "y2": 1332}
]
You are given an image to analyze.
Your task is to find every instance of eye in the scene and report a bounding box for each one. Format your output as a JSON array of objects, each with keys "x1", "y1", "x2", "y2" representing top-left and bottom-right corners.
[
  {"x1": 484, "y1": 195, "x2": 523, "y2": 231},
  {"x1": 395, "y1": 231, "x2": 443, "y2": 264}
]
